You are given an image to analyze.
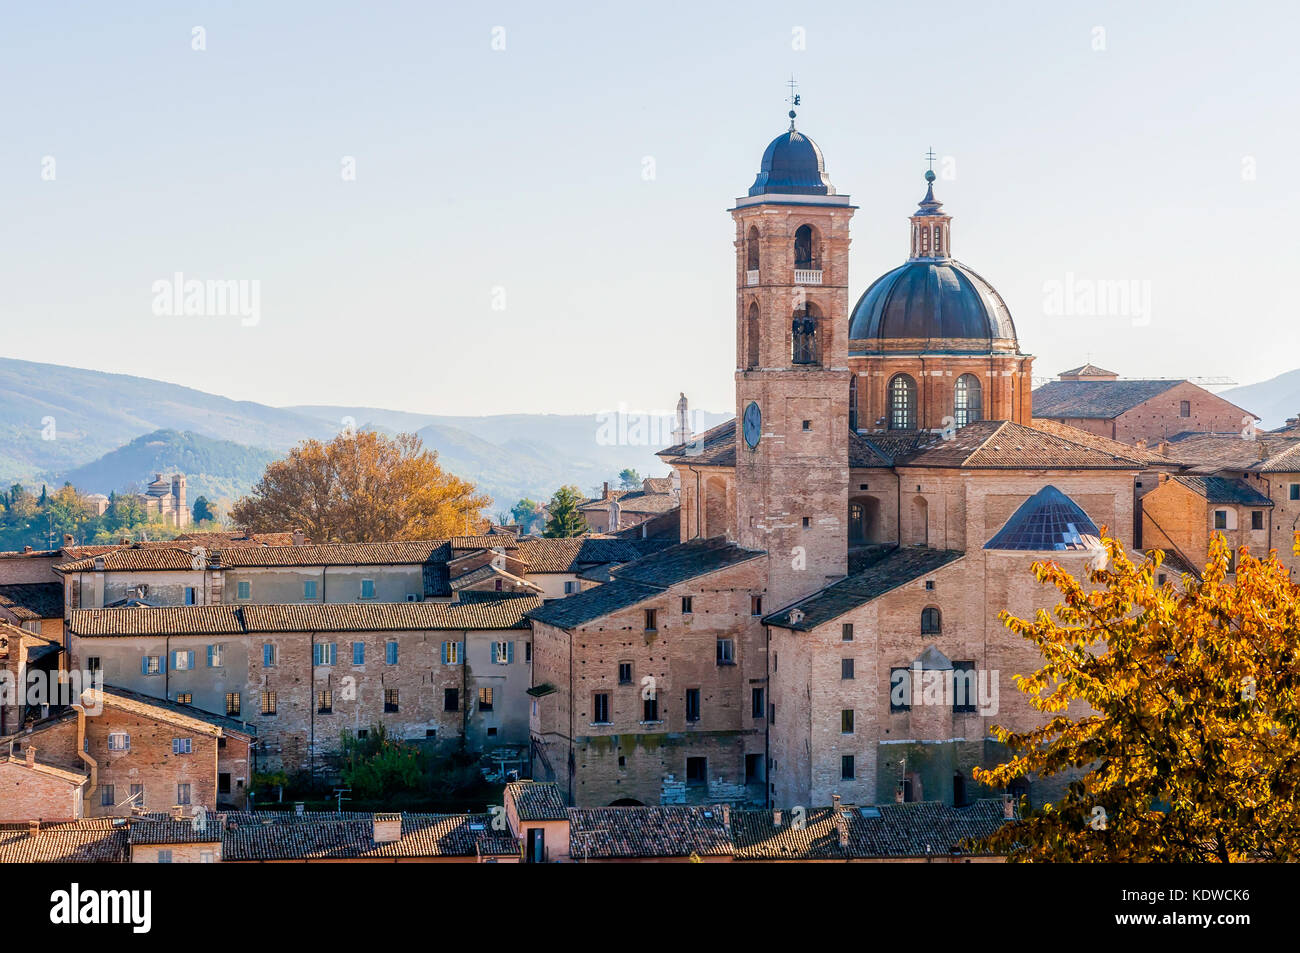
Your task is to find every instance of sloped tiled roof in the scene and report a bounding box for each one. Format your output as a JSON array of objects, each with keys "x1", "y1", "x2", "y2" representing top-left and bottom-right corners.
[
  {"x1": 568, "y1": 806, "x2": 733, "y2": 859},
  {"x1": 506, "y1": 781, "x2": 568, "y2": 821},
  {"x1": 657, "y1": 418, "x2": 737, "y2": 467},
  {"x1": 128, "y1": 818, "x2": 222, "y2": 845},
  {"x1": 55, "y1": 547, "x2": 201, "y2": 573},
  {"x1": 1028, "y1": 418, "x2": 1177, "y2": 466},
  {"x1": 732, "y1": 800, "x2": 1007, "y2": 860},
  {"x1": 764, "y1": 547, "x2": 964, "y2": 631},
  {"x1": 613, "y1": 492, "x2": 680, "y2": 515},
  {"x1": 89, "y1": 684, "x2": 256, "y2": 737},
  {"x1": 1172, "y1": 475, "x2": 1273, "y2": 506},
  {"x1": 514, "y1": 537, "x2": 674, "y2": 574},
  {"x1": 214, "y1": 541, "x2": 451, "y2": 568},
  {"x1": 849, "y1": 431, "x2": 894, "y2": 468},
  {"x1": 0, "y1": 583, "x2": 63, "y2": 621},
  {"x1": 1260, "y1": 440, "x2": 1300, "y2": 473},
  {"x1": 1058, "y1": 362, "x2": 1117, "y2": 378},
  {"x1": 896, "y1": 420, "x2": 1145, "y2": 470},
  {"x1": 529, "y1": 537, "x2": 763, "y2": 629},
  {"x1": 0, "y1": 822, "x2": 128, "y2": 863},
  {"x1": 69, "y1": 596, "x2": 539, "y2": 637},
  {"x1": 221, "y1": 812, "x2": 516, "y2": 861},
  {"x1": 1032, "y1": 379, "x2": 1184, "y2": 419}
]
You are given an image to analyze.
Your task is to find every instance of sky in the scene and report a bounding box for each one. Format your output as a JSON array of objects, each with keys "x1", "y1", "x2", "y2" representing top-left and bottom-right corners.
[{"x1": 2, "y1": 0, "x2": 1296, "y2": 418}]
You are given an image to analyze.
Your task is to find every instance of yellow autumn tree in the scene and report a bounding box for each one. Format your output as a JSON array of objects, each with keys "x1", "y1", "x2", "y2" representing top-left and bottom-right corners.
[
  {"x1": 974, "y1": 533, "x2": 1300, "y2": 862},
  {"x1": 232, "y1": 430, "x2": 489, "y2": 543}
]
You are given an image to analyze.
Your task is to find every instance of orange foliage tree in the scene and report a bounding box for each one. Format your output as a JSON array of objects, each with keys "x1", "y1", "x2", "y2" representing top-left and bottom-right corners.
[
  {"x1": 975, "y1": 533, "x2": 1300, "y2": 862},
  {"x1": 232, "y1": 431, "x2": 489, "y2": 543}
]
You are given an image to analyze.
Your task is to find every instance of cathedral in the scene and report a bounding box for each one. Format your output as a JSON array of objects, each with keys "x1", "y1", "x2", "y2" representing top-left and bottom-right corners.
[{"x1": 528, "y1": 108, "x2": 1182, "y2": 809}]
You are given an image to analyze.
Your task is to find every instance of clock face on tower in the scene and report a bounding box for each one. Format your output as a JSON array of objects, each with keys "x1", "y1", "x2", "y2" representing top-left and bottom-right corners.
[{"x1": 743, "y1": 401, "x2": 762, "y2": 449}]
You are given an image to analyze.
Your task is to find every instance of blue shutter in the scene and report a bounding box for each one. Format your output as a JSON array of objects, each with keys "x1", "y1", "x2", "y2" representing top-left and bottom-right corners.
[
  {"x1": 206, "y1": 645, "x2": 213, "y2": 667},
  {"x1": 441, "y1": 642, "x2": 448, "y2": 664},
  {"x1": 507, "y1": 641, "x2": 515, "y2": 664},
  {"x1": 160, "y1": 654, "x2": 166, "y2": 673},
  {"x1": 141, "y1": 656, "x2": 148, "y2": 675}
]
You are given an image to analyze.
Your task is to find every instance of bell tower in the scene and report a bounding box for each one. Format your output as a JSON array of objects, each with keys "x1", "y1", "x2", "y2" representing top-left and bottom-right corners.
[{"x1": 732, "y1": 104, "x2": 855, "y2": 610}]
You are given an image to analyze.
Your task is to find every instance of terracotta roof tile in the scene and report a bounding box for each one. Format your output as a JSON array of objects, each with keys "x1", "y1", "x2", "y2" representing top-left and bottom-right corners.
[
  {"x1": 568, "y1": 806, "x2": 733, "y2": 859},
  {"x1": 0, "y1": 583, "x2": 63, "y2": 620},
  {"x1": 506, "y1": 781, "x2": 568, "y2": 821}
]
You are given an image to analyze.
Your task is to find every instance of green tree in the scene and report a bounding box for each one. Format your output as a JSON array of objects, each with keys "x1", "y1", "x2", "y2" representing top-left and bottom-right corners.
[
  {"x1": 974, "y1": 533, "x2": 1300, "y2": 862},
  {"x1": 338, "y1": 724, "x2": 425, "y2": 800},
  {"x1": 510, "y1": 498, "x2": 543, "y2": 533},
  {"x1": 618, "y1": 468, "x2": 641, "y2": 490},
  {"x1": 544, "y1": 485, "x2": 588, "y2": 538},
  {"x1": 192, "y1": 495, "x2": 217, "y2": 523}
]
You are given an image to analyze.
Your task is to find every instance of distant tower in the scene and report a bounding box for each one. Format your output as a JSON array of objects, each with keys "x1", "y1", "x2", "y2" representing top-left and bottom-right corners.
[
  {"x1": 732, "y1": 97, "x2": 854, "y2": 609},
  {"x1": 172, "y1": 474, "x2": 188, "y2": 527}
]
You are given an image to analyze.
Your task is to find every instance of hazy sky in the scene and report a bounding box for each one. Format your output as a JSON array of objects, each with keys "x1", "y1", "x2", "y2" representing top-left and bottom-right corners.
[{"x1": 3, "y1": 1, "x2": 1296, "y2": 418}]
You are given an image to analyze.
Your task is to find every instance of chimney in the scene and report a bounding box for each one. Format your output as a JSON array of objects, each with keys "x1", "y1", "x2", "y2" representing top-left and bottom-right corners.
[
  {"x1": 291, "y1": 528, "x2": 306, "y2": 546},
  {"x1": 1157, "y1": 440, "x2": 1170, "y2": 456},
  {"x1": 172, "y1": 805, "x2": 185, "y2": 820},
  {"x1": 22, "y1": 545, "x2": 32, "y2": 553},
  {"x1": 120, "y1": 536, "x2": 131, "y2": 545},
  {"x1": 772, "y1": 809, "x2": 782, "y2": 827},
  {"x1": 27, "y1": 819, "x2": 39, "y2": 837},
  {"x1": 1134, "y1": 438, "x2": 1147, "y2": 450},
  {"x1": 717, "y1": 803, "x2": 731, "y2": 833},
  {"x1": 24, "y1": 745, "x2": 36, "y2": 767},
  {"x1": 1002, "y1": 794, "x2": 1015, "y2": 819},
  {"x1": 833, "y1": 803, "x2": 849, "y2": 848},
  {"x1": 374, "y1": 813, "x2": 402, "y2": 844},
  {"x1": 601, "y1": 482, "x2": 610, "y2": 501},
  {"x1": 294, "y1": 801, "x2": 305, "y2": 815}
]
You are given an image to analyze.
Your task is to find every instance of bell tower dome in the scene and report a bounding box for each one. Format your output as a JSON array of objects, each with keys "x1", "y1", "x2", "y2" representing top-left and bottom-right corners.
[{"x1": 731, "y1": 104, "x2": 856, "y2": 609}]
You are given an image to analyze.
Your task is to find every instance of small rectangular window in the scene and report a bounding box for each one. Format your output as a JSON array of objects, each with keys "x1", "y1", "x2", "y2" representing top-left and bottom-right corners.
[
  {"x1": 384, "y1": 689, "x2": 399, "y2": 713},
  {"x1": 841, "y1": 755, "x2": 855, "y2": 780},
  {"x1": 1214, "y1": 510, "x2": 1228, "y2": 530},
  {"x1": 442, "y1": 641, "x2": 461, "y2": 665},
  {"x1": 525, "y1": 642, "x2": 532, "y2": 662},
  {"x1": 225, "y1": 692, "x2": 240, "y2": 716},
  {"x1": 643, "y1": 697, "x2": 659, "y2": 722},
  {"x1": 644, "y1": 608, "x2": 657, "y2": 631},
  {"x1": 129, "y1": 783, "x2": 144, "y2": 805},
  {"x1": 207, "y1": 644, "x2": 224, "y2": 668},
  {"x1": 479, "y1": 687, "x2": 494, "y2": 712},
  {"x1": 175, "y1": 692, "x2": 191, "y2": 704},
  {"x1": 314, "y1": 642, "x2": 337, "y2": 666},
  {"x1": 681, "y1": 596, "x2": 693, "y2": 614},
  {"x1": 263, "y1": 643, "x2": 277, "y2": 667},
  {"x1": 953, "y1": 661, "x2": 977, "y2": 713},
  {"x1": 108, "y1": 732, "x2": 130, "y2": 751},
  {"x1": 361, "y1": 579, "x2": 376, "y2": 599},
  {"x1": 87, "y1": 656, "x2": 102, "y2": 673},
  {"x1": 353, "y1": 642, "x2": 365, "y2": 665},
  {"x1": 842, "y1": 658, "x2": 855, "y2": 680},
  {"x1": 716, "y1": 638, "x2": 735, "y2": 665},
  {"x1": 172, "y1": 738, "x2": 193, "y2": 755},
  {"x1": 1252, "y1": 510, "x2": 1264, "y2": 530},
  {"x1": 261, "y1": 691, "x2": 277, "y2": 715},
  {"x1": 317, "y1": 690, "x2": 333, "y2": 713},
  {"x1": 176, "y1": 783, "x2": 191, "y2": 805},
  {"x1": 237, "y1": 581, "x2": 251, "y2": 600},
  {"x1": 801, "y1": 516, "x2": 811, "y2": 528},
  {"x1": 841, "y1": 623, "x2": 853, "y2": 641},
  {"x1": 99, "y1": 784, "x2": 115, "y2": 807},
  {"x1": 890, "y1": 668, "x2": 911, "y2": 712},
  {"x1": 184, "y1": 587, "x2": 196, "y2": 605},
  {"x1": 386, "y1": 641, "x2": 398, "y2": 665},
  {"x1": 158, "y1": 849, "x2": 173, "y2": 864},
  {"x1": 142, "y1": 655, "x2": 162, "y2": 676},
  {"x1": 801, "y1": 419, "x2": 811, "y2": 431},
  {"x1": 685, "y1": 688, "x2": 701, "y2": 722},
  {"x1": 492, "y1": 641, "x2": 514, "y2": 664},
  {"x1": 752, "y1": 687, "x2": 765, "y2": 718},
  {"x1": 592, "y1": 692, "x2": 610, "y2": 723},
  {"x1": 841, "y1": 709, "x2": 855, "y2": 734},
  {"x1": 444, "y1": 688, "x2": 459, "y2": 712},
  {"x1": 1179, "y1": 400, "x2": 1191, "y2": 417},
  {"x1": 1291, "y1": 484, "x2": 1300, "y2": 502},
  {"x1": 751, "y1": 595, "x2": 763, "y2": 616},
  {"x1": 618, "y1": 661, "x2": 633, "y2": 684},
  {"x1": 304, "y1": 580, "x2": 318, "y2": 600}
]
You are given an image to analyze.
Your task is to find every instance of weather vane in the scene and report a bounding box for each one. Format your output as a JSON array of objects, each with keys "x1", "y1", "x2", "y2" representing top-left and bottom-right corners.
[
  {"x1": 925, "y1": 147, "x2": 937, "y2": 172},
  {"x1": 787, "y1": 75, "x2": 801, "y2": 108}
]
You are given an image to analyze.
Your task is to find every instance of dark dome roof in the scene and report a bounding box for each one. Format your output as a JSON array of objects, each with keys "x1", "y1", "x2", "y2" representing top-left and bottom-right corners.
[
  {"x1": 748, "y1": 128, "x2": 835, "y2": 197},
  {"x1": 983, "y1": 486, "x2": 1101, "y2": 552},
  {"x1": 848, "y1": 260, "x2": 1016, "y2": 344}
]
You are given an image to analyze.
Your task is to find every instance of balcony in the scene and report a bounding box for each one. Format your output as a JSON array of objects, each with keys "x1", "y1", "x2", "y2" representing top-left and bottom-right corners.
[
  {"x1": 794, "y1": 269, "x2": 823, "y2": 285},
  {"x1": 745, "y1": 269, "x2": 759, "y2": 286}
]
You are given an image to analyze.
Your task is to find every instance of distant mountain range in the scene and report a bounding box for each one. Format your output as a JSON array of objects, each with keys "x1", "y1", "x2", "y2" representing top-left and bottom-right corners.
[
  {"x1": 0, "y1": 357, "x2": 728, "y2": 510},
  {"x1": 1221, "y1": 369, "x2": 1300, "y2": 430}
]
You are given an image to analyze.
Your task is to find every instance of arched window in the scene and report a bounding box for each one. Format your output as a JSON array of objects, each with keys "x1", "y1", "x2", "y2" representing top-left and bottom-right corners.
[
  {"x1": 889, "y1": 374, "x2": 917, "y2": 430},
  {"x1": 745, "y1": 301, "x2": 760, "y2": 370},
  {"x1": 792, "y1": 302, "x2": 820, "y2": 365},
  {"x1": 793, "y1": 224, "x2": 820, "y2": 270},
  {"x1": 933, "y1": 224, "x2": 943, "y2": 257},
  {"x1": 746, "y1": 226, "x2": 760, "y2": 272},
  {"x1": 848, "y1": 375, "x2": 859, "y2": 431},
  {"x1": 953, "y1": 374, "x2": 982, "y2": 428},
  {"x1": 921, "y1": 606, "x2": 941, "y2": 635}
]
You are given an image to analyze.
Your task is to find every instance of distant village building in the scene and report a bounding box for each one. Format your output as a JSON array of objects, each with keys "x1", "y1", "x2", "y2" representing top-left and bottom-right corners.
[{"x1": 142, "y1": 473, "x2": 189, "y2": 527}]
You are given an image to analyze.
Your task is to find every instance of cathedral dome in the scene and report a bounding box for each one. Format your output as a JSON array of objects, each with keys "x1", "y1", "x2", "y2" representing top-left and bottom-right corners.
[
  {"x1": 747, "y1": 113, "x2": 835, "y2": 197},
  {"x1": 848, "y1": 172, "x2": 1017, "y2": 349},
  {"x1": 848, "y1": 260, "x2": 1016, "y2": 344}
]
